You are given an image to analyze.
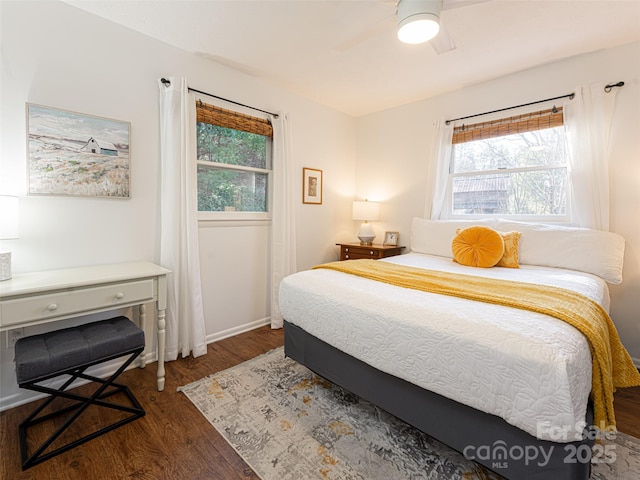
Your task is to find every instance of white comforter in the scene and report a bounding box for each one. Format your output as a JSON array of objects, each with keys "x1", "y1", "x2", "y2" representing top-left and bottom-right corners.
[{"x1": 279, "y1": 253, "x2": 611, "y2": 442}]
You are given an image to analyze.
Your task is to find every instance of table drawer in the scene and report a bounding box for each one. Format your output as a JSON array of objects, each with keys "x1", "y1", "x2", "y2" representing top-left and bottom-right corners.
[
  {"x1": 343, "y1": 252, "x2": 378, "y2": 260},
  {"x1": 342, "y1": 246, "x2": 380, "y2": 260},
  {"x1": 0, "y1": 279, "x2": 155, "y2": 327}
]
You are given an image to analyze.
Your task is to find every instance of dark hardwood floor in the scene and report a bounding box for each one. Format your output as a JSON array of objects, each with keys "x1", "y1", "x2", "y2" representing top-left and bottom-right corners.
[
  {"x1": 1, "y1": 326, "x2": 639, "y2": 479},
  {"x1": 1, "y1": 326, "x2": 284, "y2": 480}
]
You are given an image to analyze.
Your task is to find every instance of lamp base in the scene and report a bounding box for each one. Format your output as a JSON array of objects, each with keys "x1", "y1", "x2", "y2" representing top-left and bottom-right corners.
[
  {"x1": 357, "y1": 222, "x2": 376, "y2": 246},
  {"x1": 0, "y1": 251, "x2": 12, "y2": 281}
]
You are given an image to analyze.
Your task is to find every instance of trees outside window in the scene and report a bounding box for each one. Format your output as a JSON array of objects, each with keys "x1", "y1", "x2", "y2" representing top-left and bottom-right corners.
[
  {"x1": 195, "y1": 102, "x2": 272, "y2": 216},
  {"x1": 196, "y1": 123, "x2": 270, "y2": 212}
]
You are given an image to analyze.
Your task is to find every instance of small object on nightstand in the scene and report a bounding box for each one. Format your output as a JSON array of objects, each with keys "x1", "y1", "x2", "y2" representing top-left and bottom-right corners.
[
  {"x1": 337, "y1": 243, "x2": 405, "y2": 261},
  {"x1": 383, "y1": 231, "x2": 399, "y2": 246}
]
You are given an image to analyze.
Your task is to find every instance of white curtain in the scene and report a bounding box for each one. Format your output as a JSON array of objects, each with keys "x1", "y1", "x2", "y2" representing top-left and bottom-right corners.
[
  {"x1": 269, "y1": 112, "x2": 297, "y2": 329},
  {"x1": 564, "y1": 82, "x2": 619, "y2": 231},
  {"x1": 426, "y1": 119, "x2": 454, "y2": 219},
  {"x1": 157, "y1": 77, "x2": 208, "y2": 359}
]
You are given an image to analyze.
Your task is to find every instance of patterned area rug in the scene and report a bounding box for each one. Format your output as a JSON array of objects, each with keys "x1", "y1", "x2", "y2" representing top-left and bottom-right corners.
[{"x1": 179, "y1": 347, "x2": 640, "y2": 480}]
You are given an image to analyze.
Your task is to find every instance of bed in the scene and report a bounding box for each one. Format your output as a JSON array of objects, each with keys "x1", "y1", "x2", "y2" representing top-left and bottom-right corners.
[{"x1": 279, "y1": 217, "x2": 636, "y2": 480}]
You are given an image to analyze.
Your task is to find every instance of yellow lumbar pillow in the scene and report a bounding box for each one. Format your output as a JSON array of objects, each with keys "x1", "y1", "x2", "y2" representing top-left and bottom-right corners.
[
  {"x1": 452, "y1": 226, "x2": 505, "y2": 268},
  {"x1": 495, "y1": 231, "x2": 521, "y2": 268}
]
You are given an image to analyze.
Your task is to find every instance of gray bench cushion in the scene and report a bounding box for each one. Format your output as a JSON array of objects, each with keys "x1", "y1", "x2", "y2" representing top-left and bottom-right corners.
[{"x1": 15, "y1": 316, "x2": 144, "y2": 385}]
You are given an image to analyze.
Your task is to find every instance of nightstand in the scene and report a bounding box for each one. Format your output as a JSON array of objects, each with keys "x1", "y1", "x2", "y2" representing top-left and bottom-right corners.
[{"x1": 337, "y1": 243, "x2": 405, "y2": 261}]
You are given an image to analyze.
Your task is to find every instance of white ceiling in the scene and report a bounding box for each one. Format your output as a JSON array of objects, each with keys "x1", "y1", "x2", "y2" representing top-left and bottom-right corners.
[{"x1": 64, "y1": 0, "x2": 640, "y2": 117}]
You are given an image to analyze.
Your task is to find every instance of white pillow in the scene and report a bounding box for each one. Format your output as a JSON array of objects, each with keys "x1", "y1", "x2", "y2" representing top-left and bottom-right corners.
[
  {"x1": 494, "y1": 219, "x2": 625, "y2": 284},
  {"x1": 410, "y1": 218, "x2": 497, "y2": 258},
  {"x1": 411, "y1": 217, "x2": 625, "y2": 284}
]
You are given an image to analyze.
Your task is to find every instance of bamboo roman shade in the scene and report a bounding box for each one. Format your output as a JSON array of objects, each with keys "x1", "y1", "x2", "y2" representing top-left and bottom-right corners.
[
  {"x1": 196, "y1": 101, "x2": 273, "y2": 137},
  {"x1": 452, "y1": 107, "x2": 563, "y2": 145}
]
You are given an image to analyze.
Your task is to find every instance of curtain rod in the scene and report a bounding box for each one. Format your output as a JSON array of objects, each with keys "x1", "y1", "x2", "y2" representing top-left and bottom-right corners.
[
  {"x1": 160, "y1": 78, "x2": 279, "y2": 118},
  {"x1": 445, "y1": 93, "x2": 574, "y2": 125},
  {"x1": 445, "y1": 81, "x2": 624, "y2": 126}
]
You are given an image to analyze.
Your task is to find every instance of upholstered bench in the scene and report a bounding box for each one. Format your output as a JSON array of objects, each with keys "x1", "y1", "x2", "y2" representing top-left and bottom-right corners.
[{"x1": 15, "y1": 316, "x2": 146, "y2": 470}]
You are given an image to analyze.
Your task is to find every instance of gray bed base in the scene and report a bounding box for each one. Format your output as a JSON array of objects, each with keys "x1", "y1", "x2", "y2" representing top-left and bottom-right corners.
[{"x1": 284, "y1": 320, "x2": 593, "y2": 480}]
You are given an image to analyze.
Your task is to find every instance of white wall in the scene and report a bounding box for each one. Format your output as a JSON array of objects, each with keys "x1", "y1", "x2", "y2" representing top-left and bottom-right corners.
[
  {"x1": 0, "y1": 0, "x2": 356, "y2": 409},
  {"x1": 356, "y1": 41, "x2": 640, "y2": 364},
  {"x1": 3, "y1": 0, "x2": 637, "y2": 412}
]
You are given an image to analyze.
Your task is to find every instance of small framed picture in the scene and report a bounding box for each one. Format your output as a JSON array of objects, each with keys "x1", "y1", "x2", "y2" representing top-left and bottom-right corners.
[
  {"x1": 383, "y1": 231, "x2": 399, "y2": 246},
  {"x1": 302, "y1": 167, "x2": 323, "y2": 204}
]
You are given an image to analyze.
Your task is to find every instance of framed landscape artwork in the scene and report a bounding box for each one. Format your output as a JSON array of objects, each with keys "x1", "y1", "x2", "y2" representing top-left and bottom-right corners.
[
  {"x1": 302, "y1": 167, "x2": 322, "y2": 204},
  {"x1": 27, "y1": 103, "x2": 131, "y2": 198}
]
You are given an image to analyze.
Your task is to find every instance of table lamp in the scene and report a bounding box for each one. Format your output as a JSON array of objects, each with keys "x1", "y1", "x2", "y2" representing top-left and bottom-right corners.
[
  {"x1": 352, "y1": 200, "x2": 380, "y2": 245},
  {"x1": 0, "y1": 195, "x2": 19, "y2": 281}
]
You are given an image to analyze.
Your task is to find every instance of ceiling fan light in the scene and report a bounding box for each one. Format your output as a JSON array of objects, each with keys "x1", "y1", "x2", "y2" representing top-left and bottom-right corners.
[{"x1": 397, "y1": 14, "x2": 440, "y2": 44}]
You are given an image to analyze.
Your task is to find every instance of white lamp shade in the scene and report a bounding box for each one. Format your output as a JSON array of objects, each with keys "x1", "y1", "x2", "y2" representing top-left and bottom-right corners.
[
  {"x1": 0, "y1": 195, "x2": 19, "y2": 239},
  {"x1": 397, "y1": 0, "x2": 441, "y2": 44},
  {"x1": 352, "y1": 201, "x2": 380, "y2": 221}
]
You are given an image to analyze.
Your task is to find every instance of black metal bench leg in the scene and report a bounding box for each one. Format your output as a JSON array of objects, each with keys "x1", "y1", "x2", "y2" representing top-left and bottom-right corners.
[{"x1": 19, "y1": 348, "x2": 145, "y2": 470}]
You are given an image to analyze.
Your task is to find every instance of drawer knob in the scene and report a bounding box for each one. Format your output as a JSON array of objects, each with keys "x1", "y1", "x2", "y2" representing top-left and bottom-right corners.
[
  {"x1": 345, "y1": 254, "x2": 350, "y2": 259},
  {"x1": 345, "y1": 248, "x2": 349, "y2": 252},
  {"x1": 47, "y1": 303, "x2": 58, "y2": 311},
  {"x1": 370, "y1": 251, "x2": 374, "y2": 255},
  {"x1": 115, "y1": 292, "x2": 125, "y2": 300}
]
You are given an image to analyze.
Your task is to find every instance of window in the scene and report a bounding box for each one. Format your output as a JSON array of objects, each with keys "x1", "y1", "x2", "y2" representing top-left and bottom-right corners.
[
  {"x1": 448, "y1": 107, "x2": 568, "y2": 221},
  {"x1": 196, "y1": 101, "x2": 272, "y2": 218}
]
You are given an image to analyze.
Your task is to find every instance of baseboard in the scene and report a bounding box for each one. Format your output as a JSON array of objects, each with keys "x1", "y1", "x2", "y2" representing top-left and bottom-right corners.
[{"x1": 205, "y1": 317, "x2": 271, "y2": 344}]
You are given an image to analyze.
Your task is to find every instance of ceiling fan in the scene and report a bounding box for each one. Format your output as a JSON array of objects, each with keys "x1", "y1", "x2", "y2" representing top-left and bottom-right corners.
[{"x1": 336, "y1": 0, "x2": 489, "y2": 55}]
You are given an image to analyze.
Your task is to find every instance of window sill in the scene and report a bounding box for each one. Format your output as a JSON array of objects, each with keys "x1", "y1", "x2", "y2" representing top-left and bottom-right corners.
[{"x1": 198, "y1": 212, "x2": 271, "y2": 228}]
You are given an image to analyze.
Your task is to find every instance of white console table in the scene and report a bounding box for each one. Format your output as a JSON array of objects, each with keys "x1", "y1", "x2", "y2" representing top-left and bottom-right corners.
[{"x1": 0, "y1": 261, "x2": 171, "y2": 391}]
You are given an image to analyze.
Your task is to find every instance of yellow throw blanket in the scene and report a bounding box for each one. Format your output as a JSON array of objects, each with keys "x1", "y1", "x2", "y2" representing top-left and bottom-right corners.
[{"x1": 314, "y1": 260, "x2": 640, "y2": 431}]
